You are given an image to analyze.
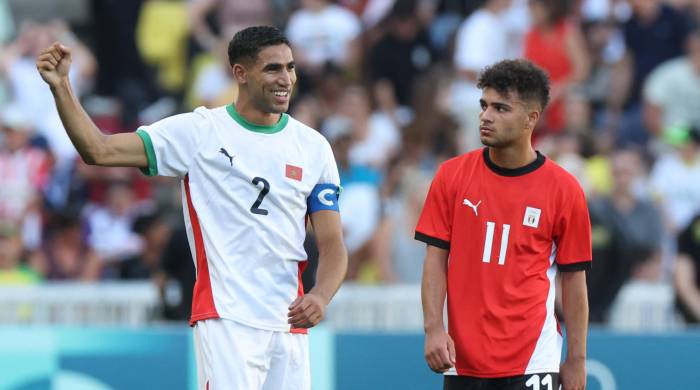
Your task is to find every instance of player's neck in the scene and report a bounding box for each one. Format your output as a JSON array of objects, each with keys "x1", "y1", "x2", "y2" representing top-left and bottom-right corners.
[
  {"x1": 487, "y1": 145, "x2": 537, "y2": 170},
  {"x1": 232, "y1": 99, "x2": 282, "y2": 127}
]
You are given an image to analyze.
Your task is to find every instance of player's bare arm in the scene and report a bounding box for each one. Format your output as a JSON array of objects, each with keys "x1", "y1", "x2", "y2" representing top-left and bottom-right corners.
[
  {"x1": 36, "y1": 42, "x2": 147, "y2": 168},
  {"x1": 421, "y1": 245, "x2": 455, "y2": 373},
  {"x1": 288, "y1": 210, "x2": 347, "y2": 329},
  {"x1": 559, "y1": 270, "x2": 588, "y2": 390}
]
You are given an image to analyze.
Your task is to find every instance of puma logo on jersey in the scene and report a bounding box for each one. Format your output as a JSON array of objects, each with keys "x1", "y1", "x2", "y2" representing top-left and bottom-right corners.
[
  {"x1": 463, "y1": 198, "x2": 481, "y2": 216},
  {"x1": 219, "y1": 148, "x2": 235, "y2": 166}
]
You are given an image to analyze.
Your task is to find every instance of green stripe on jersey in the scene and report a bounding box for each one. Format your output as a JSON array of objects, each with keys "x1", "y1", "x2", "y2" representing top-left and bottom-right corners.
[
  {"x1": 226, "y1": 104, "x2": 288, "y2": 134},
  {"x1": 136, "y1": 128, "x2": 158, "y2": 176}
]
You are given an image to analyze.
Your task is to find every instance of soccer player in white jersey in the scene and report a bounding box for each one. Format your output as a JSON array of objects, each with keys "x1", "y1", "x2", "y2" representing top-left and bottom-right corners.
[{"x1": 37, "y1": 26, "x2": 348, "y2": 390}]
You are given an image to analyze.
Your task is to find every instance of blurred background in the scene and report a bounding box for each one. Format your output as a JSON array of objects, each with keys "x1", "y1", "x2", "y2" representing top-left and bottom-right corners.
[{"x1": 1, "y1": 0, "x2": 700, "y2": 389}]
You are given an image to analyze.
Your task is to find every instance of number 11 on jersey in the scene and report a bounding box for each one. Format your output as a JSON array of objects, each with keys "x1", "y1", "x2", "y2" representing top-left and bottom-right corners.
[{"x1": 482, "y1": 222, "x2": 510, "y2": 265}]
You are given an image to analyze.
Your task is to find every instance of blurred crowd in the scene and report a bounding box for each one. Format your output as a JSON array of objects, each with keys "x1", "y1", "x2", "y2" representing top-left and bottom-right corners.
[{"x1": 1, "y1": 0, "x2": 700, "y2": 329}]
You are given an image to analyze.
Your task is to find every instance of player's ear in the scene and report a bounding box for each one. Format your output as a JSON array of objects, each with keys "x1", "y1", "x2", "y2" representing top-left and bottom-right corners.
[
  {"x1": 526, "y1": 108, "x2": 540, "y2": 132},
  {"x1": 232, "y1": 63, "x2": 247, "y2": 85}
]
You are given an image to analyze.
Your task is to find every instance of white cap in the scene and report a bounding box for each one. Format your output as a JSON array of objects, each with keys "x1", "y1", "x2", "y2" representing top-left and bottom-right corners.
[
  {"x1": 0, "y1": 104, "x2": 31, "y2": 132},
  {"x1": 321, "y1": 115, "x2": 353, "y2": 143}
]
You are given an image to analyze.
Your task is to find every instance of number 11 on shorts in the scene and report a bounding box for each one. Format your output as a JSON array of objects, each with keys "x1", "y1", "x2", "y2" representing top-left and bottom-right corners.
[{"x1": 482, "y1": 222, "x2": 510, "y2": 265}]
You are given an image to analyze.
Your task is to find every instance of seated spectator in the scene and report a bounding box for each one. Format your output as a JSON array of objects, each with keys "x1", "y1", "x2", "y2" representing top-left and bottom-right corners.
[
  {"x1": 118, "y1": 210, "x2": 171, "y2": 280},
  {"x1": 608, "y1": 247, "x2": 682, "y2": 331},
  {"x1": 449, "y1": 0, "x2": 516, "y2": 152},
  {"x1": 323, "y1": 117, "x2": 382, "y2": 280},
  {"x1": 42, "y1": 214, "x2": 100, "y2": 281},
  {"x1": 524, "y1": 0, "x2": 590, "y2": 135},
  {"x1": 643, "y1": 29, "x2": 700, "y2": 138},
  {"x1": 333, "y1": 85, "x2": 401, "y2": 170},
  {"x1": 368, "y1": 0, "x2": 435, "y2": 108},
  {"x1": 0, "y1": 103, "x2": 51, "y2": 251},
  {"x1": 286, "y1": 0, "x2": 362, "y2": 77},
  {"x1": 0, "y1": 220, "x2": 42, "y2": 285},
  {"x1": 160, "y1": 223, "x2": 195, "y2": 321},
  {"x1": 84, "y1": 180, "x2": 144, "y2": 275},
  {"x1": 674, "y1": 213, "x2": 700, "y2": 324},
  {"x1": 588, "y1": 149, "x2": 665, "y2": 322},
  {"x1": 0, "y1": 20, "x2": 95, "y2": 164},
  {"x1": 383, "y1": 169, "x2": 432, "y2": 284},
  {"x1": 607, "y1": 0, "x2": 690, "y2": 147},
  {"x1": 649, "y1": 126, "x2": 700, "y2": 234}
]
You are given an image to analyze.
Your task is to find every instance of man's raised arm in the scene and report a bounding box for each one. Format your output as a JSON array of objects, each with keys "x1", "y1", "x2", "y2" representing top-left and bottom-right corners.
[{"x1": 37, "y1": 42, "x2": 147, "y2": 168}]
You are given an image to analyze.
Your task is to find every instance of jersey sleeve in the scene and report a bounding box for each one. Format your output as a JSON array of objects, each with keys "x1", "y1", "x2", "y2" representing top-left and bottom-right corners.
[
  {"x1": 414, "y1": 164, "x2": 452, "y2": 250},
  {"x1": 307, "y1": 141, "x2": 341, "y2": 213},
  {"x1": 135, "y1": 110, "x2": 207, "y2": 178},
  {"x1": 553, "y1": 182, "x2": 592, "y2": 271}
]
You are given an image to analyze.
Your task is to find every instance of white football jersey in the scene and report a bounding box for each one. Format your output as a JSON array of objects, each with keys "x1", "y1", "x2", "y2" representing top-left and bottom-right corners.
[{"x1": 136, "y1": 104, "x2": 341, "y2": 332}]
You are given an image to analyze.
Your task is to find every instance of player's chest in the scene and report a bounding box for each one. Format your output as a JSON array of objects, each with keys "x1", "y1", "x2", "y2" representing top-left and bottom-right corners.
[
  {"x1": 196, "y1": 136, "x2": 316, "y2": 205},
  {"x1": 453, "y1": 179, "x2": 556, "y2": 239}
]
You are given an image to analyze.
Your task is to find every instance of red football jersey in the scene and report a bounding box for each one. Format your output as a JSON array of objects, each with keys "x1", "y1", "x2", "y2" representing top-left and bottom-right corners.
[{"x1": 415, "y1": 148, "x2": 592, "y2": 377}]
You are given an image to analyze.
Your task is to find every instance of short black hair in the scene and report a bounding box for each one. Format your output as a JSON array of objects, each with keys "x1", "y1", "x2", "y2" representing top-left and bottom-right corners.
[
  {"x1": 228, "y1": 26, "x2": 290, "y2": 66},
  {"x1": 477, "y1": 59, "x2": 550, "y2": 110}
]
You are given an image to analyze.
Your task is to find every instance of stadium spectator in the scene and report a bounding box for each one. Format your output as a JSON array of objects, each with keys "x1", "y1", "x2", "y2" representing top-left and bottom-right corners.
[
  {"x1": 588, "y1": 149, "x2": 665, "y2": 322},
  {"x1": 674, "y1": 212, "x2": 700, "y2": 324},
  {"x1": 607, "y1": 0, "x2": 690, "y2": 146},
  {"x1": 0, "y1": 20, "x2": 95, "y2": 164},
  {"x1": 188, "y1": 0, "x2": 273, "y2": 53},
  {"x1": 159, "y1": 223, "x2": 195, "y2": 321},
  {"x1": 607, "y1": 246, "x2": 681, "y2": 331},
  {"x1": 643, "y1": 29, "x2": 700, "y2": 137},
  {"x1": 286, "y1": 0, "x2": 362, "y2": 77},
  {"x1": 524, "y1": 0, "x2": 590, "y2": 135},
  {"x1": 383, "y1": 168, "x2": 432, "y2": 283},
  {"x1": 649, "y1": 126, "x2": 700, "y2": 234},
  {"x1": 450, "y1": 0, "x2": 517, "y2": 152},
  {"x1": 0, "y1": 219, "x2": 42, "y2": 285},
  {"x1": 334, "y1": 85, "x2": 401, "y2": 170},
  {"x1": 323, "y1": 116, "x2": 382, "y2": 281},
  {"x1": 368, "y1": 0, "x2": 435, "y2": 107},
  {"x1": 0, "y1": 103, "x2": 50, "y2": 251},
  {"x1": 84, "y1": 180, "x2": 145, "y2": 274},
  {"x1": 41, "y1": 214, "x2": 101, "y2": 281},
  {"x1": 118, "y1": 209, "x2": 171, "y2": 280}
]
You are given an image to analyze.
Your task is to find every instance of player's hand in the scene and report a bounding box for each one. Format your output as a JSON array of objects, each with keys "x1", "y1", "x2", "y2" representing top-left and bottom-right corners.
[
  {"x1": 36, "y1": 42, "x2": 72, "y2": 87},
  {"x1": 287, "y1": 293, "x2": 326, "y2": 329},
  {"x1": 560, "y1": 357, "x2": 586, "y2": 390},
  {"x1": 424, "y1": 328, "x2": 456, "y2": 373}
]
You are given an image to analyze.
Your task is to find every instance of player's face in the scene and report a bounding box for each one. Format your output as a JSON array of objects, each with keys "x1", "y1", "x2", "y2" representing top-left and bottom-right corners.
[
  {"x1": 478, "y1": 88, "x2": 537, "y2": 148},
  {"x1": 245, "y1": 44, "x2": 296, "y2": 114}
]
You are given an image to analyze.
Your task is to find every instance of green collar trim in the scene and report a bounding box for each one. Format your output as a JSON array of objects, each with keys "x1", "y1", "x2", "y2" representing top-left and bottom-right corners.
[{"x1": 226, "y1": 104, "x2": 288, "y2": 134}]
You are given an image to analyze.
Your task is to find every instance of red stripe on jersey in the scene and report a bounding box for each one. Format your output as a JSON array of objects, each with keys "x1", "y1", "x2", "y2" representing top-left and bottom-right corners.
[
  {"x1": 290, "y1": 261, "x2": 308, "y2": 335},
  {"x1": 185, "y1": 174, "x2": 219, "y2": 326}
]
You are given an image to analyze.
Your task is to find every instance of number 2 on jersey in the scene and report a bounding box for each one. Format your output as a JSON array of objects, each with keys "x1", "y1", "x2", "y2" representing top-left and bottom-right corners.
[
  {"x1": 250, "y1": 177, "x2": 270, "y2": 215},
  {"x1": 482, "y1": 222, "x2": 510, "y2": 265}
]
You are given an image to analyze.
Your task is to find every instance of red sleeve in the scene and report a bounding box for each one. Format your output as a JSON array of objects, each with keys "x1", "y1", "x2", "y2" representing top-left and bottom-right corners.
[
  {"x1": 414, "y1": 164, "x2": 453, "y2": 250},
  {"x1": 553, "y1": 180, "x2": 592, "y2": 271}
]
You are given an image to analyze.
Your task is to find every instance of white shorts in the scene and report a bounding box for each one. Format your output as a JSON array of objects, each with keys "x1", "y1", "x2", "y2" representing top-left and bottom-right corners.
[{"x1": 193, "y1": 318, "x2": 310, "y2": 390}]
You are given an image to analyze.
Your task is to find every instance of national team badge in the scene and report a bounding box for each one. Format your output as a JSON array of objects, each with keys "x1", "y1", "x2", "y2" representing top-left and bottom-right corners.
[
  {"x1": 523, "y1": 206, "x2": 541, "y2": 228},
  {"x1": 286, "y1": 164, "x2": 303, "y2": 181}
]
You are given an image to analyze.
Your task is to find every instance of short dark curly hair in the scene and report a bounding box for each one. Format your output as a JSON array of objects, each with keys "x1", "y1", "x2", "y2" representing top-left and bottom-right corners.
[
  {"x1": 477, "y1": 59, "x2": 550, "y2": 110},
  {"x1": 228, "y1": 26, "x2": 290, "y2": 66}
]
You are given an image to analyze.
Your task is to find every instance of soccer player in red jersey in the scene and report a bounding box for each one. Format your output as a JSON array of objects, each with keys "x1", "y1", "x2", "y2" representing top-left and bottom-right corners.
[{"x1": 415, "y1": 59, "x2": 591, "y2": 390}]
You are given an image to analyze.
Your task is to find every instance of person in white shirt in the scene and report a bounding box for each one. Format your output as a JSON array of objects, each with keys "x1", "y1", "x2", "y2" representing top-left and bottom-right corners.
[
  {"x1": 450, "y1": 0, "x2": 516, "y2": 152},
  {"x1": 37, "y1": 26, "x2": 348, "y2": 390}
]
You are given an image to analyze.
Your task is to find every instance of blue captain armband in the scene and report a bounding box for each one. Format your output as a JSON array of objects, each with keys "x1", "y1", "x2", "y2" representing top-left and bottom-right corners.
[{"x1": 308, "y1": 183, "x2": 341, "y2": 213}]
